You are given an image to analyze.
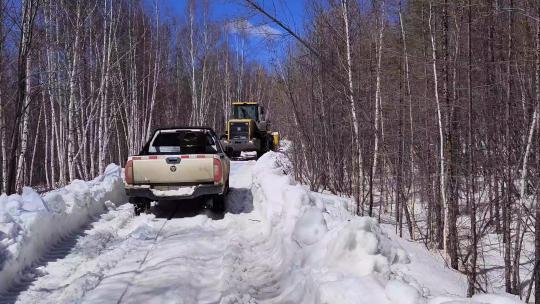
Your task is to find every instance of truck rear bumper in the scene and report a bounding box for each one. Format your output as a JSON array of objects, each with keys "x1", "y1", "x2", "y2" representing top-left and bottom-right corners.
[{"x1": 125, "y1": 184, "x2": 224, "y2": 201}]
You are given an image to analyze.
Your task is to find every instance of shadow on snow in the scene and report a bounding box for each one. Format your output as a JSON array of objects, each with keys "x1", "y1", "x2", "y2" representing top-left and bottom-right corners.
[{"x1": 149, "y1": 187, "x2": 254, "y2": 220}]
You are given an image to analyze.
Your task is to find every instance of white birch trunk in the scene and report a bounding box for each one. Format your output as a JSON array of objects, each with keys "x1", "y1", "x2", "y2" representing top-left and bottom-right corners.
[
  {"x1": 400, "y1": 4, "x2": 415, "y2": 203},
  {"x1": 0, "y1": 0, "x2": 5, "y2": 192},
  {"x1": 429, "y1": 2, "x2": 448, "y2": 253},
  {"x1": 0, "y1": 87, "x2": 5, "y2": 192},
  {"x1": 42, "y1": 86, "x2": 51, "y2": 188},
  {"x1": 29, "y1": 102, "x2": 42, "y2": 185},
  {"x1": 51, "y1": 1, "x2": 66, "y2": 185},
  {"x1": 372, "y1": 3, "x2": 385, "y2": 187},
  {"x1": 341, "y1": 0, "x2": 363, "y2": 210},
  {"x1": 224, "y1": 48, "x2": 231, "y2": 122},
  {"x1": 189, "y1": 2, "x2": 198, "y2": 125},
  {"x1": 145, "y1": 1, "x2": 160, "y2": 139},
  {"x1": 15, "y1": 56, "x2": 32, "y2": 191},
  {"x1": 98, "y1": 0, "x2": 114, "y2": 174},
  {"x1": 67, "y1": 3, "x2": 81, "y2": 181},
  {"x1": 518, "y1": 104, "x2": 539, "y2": 208}
]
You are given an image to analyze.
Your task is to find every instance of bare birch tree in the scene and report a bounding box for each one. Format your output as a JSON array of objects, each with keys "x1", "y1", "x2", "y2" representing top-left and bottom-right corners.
[
  {"x1": 0, "y1": 0, "x2": 6, "y2": 193},
  {"x1": 341, "y1": 0, "x2": 363, "y2": 215},
  {"x1": 6, "y1": 0, "x2": 39, "y2": 195}
]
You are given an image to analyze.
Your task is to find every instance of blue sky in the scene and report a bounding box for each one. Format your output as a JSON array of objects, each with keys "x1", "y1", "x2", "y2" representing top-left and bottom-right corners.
[{"x1": 161, "y1": 0, "x2": 307, "y2": 66}]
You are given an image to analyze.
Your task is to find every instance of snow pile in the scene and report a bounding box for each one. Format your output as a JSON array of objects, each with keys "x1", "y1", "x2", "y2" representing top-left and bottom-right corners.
[
  {"x1": 250, "y1": 153, "x2": 411, "y2": 303},
  {"x1": 251, "y1": 152, "x2": 524, "y2": 304},
  {"x1": 0, "y1": 164, "x2": 126, "y2": 293}
]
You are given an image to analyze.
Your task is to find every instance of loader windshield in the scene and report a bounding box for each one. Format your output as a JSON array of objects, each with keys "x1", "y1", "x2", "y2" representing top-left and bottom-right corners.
[{"x1": 233, "y1": 104, "x2": 258, "y2": 120}]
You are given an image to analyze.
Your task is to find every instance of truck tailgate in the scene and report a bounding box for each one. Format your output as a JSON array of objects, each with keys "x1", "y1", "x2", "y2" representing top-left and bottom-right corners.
[{"x1": 131, "y1": 155, "x2": 215, "y2": 184}]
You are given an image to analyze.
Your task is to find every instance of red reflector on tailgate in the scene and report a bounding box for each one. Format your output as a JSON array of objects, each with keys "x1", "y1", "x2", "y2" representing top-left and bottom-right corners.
[
  {"x1": 125, "y1": 160, "x2": 134, "y2": 184},
  {"x1": 213, "y1": 159, "x2": 222, "y2": 184}
]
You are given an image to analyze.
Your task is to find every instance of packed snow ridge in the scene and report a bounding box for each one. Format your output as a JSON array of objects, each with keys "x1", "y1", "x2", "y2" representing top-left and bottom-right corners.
[
  {"x1": 0, "y1": 164, "x2": 126, "y2": 294},
  {"x1": 0, "y1": 154, "x2": 525, "y2": 303}
]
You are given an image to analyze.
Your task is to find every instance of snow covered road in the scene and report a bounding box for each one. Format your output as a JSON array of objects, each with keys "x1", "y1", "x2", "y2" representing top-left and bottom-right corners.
[
  {"x1": 1, "y1": 153, "x2": 525, "y2": 304},
  {"x1": 8, "y1": 161, "x2": 266, "y2": 304}
]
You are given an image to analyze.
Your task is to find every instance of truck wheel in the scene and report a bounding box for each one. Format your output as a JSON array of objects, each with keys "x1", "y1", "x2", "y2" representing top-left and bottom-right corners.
[
  {"x1": 143, "y1": 200, "x2": 152, "y2": 214},
  {"x1": 134, "y1": 203, "x2": 144, "y2": 216},
  {"x1": 130, "y1": 197, "x2": 150, "y2": 216},
  {"x1": 211, "y1": 195, "x2": 226, "y2": 213}
]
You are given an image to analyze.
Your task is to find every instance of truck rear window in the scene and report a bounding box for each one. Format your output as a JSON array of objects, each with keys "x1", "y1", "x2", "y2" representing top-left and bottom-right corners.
[{"x1": 147, "y1": 130, "x2": 219, "y2": 154}]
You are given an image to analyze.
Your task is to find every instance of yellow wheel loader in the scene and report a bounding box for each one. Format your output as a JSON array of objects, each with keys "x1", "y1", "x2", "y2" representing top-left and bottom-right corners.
[{"x1": 220, "y1": 102, "x2": 279, "y2": 159}]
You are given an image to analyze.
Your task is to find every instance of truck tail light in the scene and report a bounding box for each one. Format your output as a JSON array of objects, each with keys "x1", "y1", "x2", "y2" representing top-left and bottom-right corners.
[
  {"x1": 125, "y1": 159, "x2": 134, "y2": 184},
  {"x1": 213, "y1": 158, "x2": 222, "y2": 184}
]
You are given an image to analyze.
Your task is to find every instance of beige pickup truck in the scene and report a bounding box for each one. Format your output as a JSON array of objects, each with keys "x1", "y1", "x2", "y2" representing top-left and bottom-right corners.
[{"x1": 124, "y1": 127, "x2": 231, "y2": 215}]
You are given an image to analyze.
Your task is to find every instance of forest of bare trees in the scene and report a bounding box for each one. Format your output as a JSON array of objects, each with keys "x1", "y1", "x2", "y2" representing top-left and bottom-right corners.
[
  {"x1": 0, "y1": 0, "x2": 539, "y2": 301},
  {"x1": 267, "y1": 0, "x2": 540, "y2": 301},
  {"x1": 0, "y1": 0, "x2": 273, "y2": 192}
]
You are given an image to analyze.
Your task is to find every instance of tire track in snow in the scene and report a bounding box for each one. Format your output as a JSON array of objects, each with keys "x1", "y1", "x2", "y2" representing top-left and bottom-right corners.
[
  {"x1": 115, "y1": 204, "x2": 180, "y2": 304},
  {"x1": 218, "y1": 211, "x2": 311, "y2": 304},
  {"x1": 7, "y1": 204, "x2": 146, "y2": 304},
  {"x1": 0, "y1": 221, "x2": 95, "y2": 304}
]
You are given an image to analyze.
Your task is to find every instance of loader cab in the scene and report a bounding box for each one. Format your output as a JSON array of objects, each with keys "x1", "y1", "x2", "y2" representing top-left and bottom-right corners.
[{"x1": 232, "y1": 102, "x2": 261, "y2": 121}]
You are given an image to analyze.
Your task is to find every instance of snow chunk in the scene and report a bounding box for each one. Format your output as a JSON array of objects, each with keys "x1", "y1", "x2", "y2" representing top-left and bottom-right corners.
[
  {"x1": 21, "y1": 187, "x2": 46, "y2": 212},
  {"x1": 42, "y1": 192, "x2": 66, "y2": 213},
  {"x1": 293, "y1": 207, "x2": 328, "y2": 246},
  {"x1": 471, "y1": 294, "x2": 524, "y2": 304},
  {"x1": 320, "y1": 276, "x2": 390, "y2": 304},
  {"x1": 323, "y1": 218, "x2": 392, "y2": 277},
  {"x1": 385, "y1": 279, "x2": 423, "y2": 304}
]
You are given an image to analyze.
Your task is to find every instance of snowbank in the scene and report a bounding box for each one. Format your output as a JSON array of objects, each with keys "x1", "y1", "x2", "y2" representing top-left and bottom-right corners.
[
  {"x1": 251, "y1": 153, "x2": 411, "y2": 303},
  {"x1": 251, "y1": 152, "x2": 524, "y2": 304},
  {"x1": 0, "y1": 164, "x2": 126, "y2": 293}
]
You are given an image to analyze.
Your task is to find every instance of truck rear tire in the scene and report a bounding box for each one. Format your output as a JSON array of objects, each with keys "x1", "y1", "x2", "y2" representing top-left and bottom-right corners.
[
  {"x1": 130, "y1": 197, "x2": 150, "y2": 216},
  {"x1": 212, "y1": 195, "x2": 225, "y2": 213},
  {"x1": 211, "y1": 180, "x2": 228, "y2": 213}
]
